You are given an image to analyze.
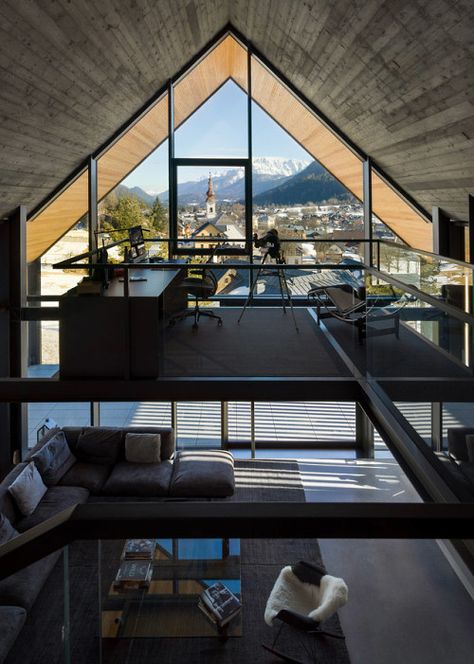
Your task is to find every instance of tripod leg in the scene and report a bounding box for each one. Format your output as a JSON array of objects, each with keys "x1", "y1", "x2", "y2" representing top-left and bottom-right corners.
[
  {"x1": 238, "y1": 256, "x2": 266, "y2": 324},
  {"x1": 277, "y1": 268, "x2": 287, "y2": 313},
  {"x1": 280, "y1": 267, "x2": 299, "y2": 333}
]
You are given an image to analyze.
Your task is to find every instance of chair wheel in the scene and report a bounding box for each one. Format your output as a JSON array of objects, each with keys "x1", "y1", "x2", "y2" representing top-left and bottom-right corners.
[{"x1": 218, "y1": 319, "x2": 223, "y2": 327}]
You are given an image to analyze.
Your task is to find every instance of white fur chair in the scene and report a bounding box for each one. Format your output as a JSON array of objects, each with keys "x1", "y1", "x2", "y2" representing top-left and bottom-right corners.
[{"x1": 263, "y1": 561, "x2": 348, "y2": 662}]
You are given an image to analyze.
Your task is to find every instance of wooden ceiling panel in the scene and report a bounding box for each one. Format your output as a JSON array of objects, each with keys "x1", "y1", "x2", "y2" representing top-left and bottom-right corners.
[
  {"x1": 251, "y1": 57, "x2": 432, "y2": 251},
  {"x1": 174, "y1": 34, "x2": 247, "y2": 128},
  {"x1": 97, "y1": 94, "x2": 168, "y2": 200},
  {"x1": 26, "y1": 171, "x2": 88, "y2": 263},
  {"x1": 371, "y1": 173, "x2": 432, "y2": 251}
]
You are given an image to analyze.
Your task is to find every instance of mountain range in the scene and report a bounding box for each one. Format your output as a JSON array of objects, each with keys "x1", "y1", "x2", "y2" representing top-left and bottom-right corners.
[
  {"x1": 157, "y1": 157, "x2": 310, "y2": 205},
  {"x1": 113, "y1": 157, "x2": 352, "y2": 207},
  {"x1": 253, "y1": 161, "x2": 353, "y2": 206}
]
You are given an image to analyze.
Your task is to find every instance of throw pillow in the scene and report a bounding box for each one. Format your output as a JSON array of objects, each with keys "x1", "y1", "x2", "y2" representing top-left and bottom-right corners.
[
  {"x1": 465, "y1": 435, "x2": 474, "y2": 463},
  {"x1": 31, "y1": 431, "x2": 76, "y2": 486},
  {"x1": 0, "y1": 513, "x2": 19, "y2": 546},
  {"x1": 7, "y1": 462, "x2": 47, "y2": 517},
  {"x1": 125, "y1": 433, "x2": 161, "y2": 464},
  {"x1": 75, "y1": 428, "x2": 123, "y2": 465}
]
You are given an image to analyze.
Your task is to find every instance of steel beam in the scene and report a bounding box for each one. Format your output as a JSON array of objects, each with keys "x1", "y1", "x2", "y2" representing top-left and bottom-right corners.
[
  {"x1": 356, "y1": 402, "x2": 374, "y2": 458},
  {"x1": 1, "y1": 502, "x2": 473, "y2": 582},
  {"x1": 363, "y1": 158, "x2": 373, "y2": 267},
  {"x1": 0, "y1": 377, "x2": 360, "y2": 403}
]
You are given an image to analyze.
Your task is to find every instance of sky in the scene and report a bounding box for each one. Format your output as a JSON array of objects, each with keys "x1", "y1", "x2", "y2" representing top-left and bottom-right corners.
[{"x1": 122, "y1": 80, "x2": 311, "y2": 195}]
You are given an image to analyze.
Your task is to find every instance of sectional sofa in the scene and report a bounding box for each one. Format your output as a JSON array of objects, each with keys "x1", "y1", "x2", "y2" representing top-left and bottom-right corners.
[{"x1": 0, "y1": 425, "x2": 235, "y2": 663}]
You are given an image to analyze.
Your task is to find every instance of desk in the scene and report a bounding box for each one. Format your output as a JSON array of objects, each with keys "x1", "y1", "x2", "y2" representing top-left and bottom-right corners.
[{"x1": 59, "y1": 267, "x2": 185, "y2": 379}]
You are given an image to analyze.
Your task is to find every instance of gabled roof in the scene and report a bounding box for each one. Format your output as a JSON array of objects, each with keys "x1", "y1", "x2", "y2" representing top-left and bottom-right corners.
[{"x1": 2, "y1": 2, "x2": 473, "y2": 258}]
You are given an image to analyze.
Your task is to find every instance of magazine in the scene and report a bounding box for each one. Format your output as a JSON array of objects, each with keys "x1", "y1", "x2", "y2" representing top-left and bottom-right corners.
[
  {"x1": 122, "y1": 539, "x2": 156, "y2": 560},
  {"x1": 200, "y1": 582, "x2": 241, "y2": 626},
  {"x1": 113, "y1": 560, "x2": 152, "y2": 590}
]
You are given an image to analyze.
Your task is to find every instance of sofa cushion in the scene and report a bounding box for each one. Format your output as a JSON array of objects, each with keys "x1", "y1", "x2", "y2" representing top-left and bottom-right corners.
[
  {"x1": 8, "y1": 462, "x2": 48, "y2": 517},
  {"x1": 15, "y1": 486, "x2": 90, "y2": 532},
  {"x1": 58, "y1": 462, "x2": 112, "y2": 494},
  {"x1": 31, "y1": 431, "x2": 77, "y2": 486},
  {"x1": 0, "y1": 606, "x2": 27, "y2": 664},
  {"x1": 101, "y1": 460, "x2": 173, "y2": 497},
  {"x1": 0, "y1": 463, "x2": 28, "y2": 526},
  {"x1": 75, "y1": 427, "x2": 123, "y2": 465},
  {"x1": 169, "y1": 450, "x2": 235, "y2": 498},
  {"x1": 121, "y1": 426, "x2": 175, "y2": 461},
  {"x1": 125, "y1": 433, "x2": 161, "y2": 464},
  {"x1": 25, "y1": 427, "x2": 62, "y2": 460}
]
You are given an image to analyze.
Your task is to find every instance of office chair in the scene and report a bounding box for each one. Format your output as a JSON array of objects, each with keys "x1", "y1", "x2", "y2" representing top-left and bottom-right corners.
[
  {"x1": 168, "y1": 257, "x2": 223, "y2": 330},
  {"x1": 263, "y1": 561, "x2": 348, "y2": 663}
]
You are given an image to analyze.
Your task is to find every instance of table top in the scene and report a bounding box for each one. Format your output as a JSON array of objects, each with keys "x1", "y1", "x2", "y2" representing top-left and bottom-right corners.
[
  {"x1": 103, "y1": 267, "x2": 181, "y2": 297},
  {"x1": 101, "y1": 538, "x2": 242, "y2": 639}
]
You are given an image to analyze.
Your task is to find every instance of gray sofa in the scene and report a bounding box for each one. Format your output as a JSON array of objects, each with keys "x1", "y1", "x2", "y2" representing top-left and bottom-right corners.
[{"x1": 0, "y1": 425, "x2": 235, "y2": 663}]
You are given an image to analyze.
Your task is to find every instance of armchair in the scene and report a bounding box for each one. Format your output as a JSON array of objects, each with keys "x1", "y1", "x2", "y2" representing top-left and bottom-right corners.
[{"x1": 263, "y1": 561, "x2": 348, "y2": 663}]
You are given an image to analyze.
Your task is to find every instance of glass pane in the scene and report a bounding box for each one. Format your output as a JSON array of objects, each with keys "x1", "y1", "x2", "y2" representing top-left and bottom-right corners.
[
  {"x1": 98, "y1": 139, "x2": 169, "y2": 261},
  {"x1": 99, "y1": 402, "x2": 172, "y2": 428},
  {"x1": 176, "y1": 165, "x2": 246, "y2": 249},
  {"x1": 175, "y1": 80, "x2": 248, "y2": 158},
  {"x1": 27, "y1": 402, "x2": 90, "y2": 449},
  {"x1": 39, "y1": 218, "x2": 89, "y2": 296},
  {"x1": 176, "y1": 402, "x2": 221, "y2": 449}
]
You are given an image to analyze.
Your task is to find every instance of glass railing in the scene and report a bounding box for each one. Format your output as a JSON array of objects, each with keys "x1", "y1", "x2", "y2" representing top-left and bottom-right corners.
[
  {"x1": 2, "y1": 518, "x2": 473, "y2": 664},
  {"x1": 363, "y1": 272, "x2": 474, "y2": 377},
  {"x1": 375, "y1": 240, "x2": 474, "y2": 315}
]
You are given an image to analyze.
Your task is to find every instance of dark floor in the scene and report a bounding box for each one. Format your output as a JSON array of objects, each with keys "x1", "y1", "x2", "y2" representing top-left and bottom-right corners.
[
  {"x1": 324, "y1": 316, "x2": 472, "y2": 378},
  {"x1": 162, "y1": 306, "x2": 471, "y2": 379},
  {"x1": 162, "y1": 307, "x2": 351, "y2": 377}
]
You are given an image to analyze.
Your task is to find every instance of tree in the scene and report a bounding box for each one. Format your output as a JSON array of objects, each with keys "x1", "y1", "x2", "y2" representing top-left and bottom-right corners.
[
  {"x1": 149, "y1": 196, "x2": 168, "y2": 235},
  {"x1": 101, "y1": 194, "x2": 149, "y2": 257}
]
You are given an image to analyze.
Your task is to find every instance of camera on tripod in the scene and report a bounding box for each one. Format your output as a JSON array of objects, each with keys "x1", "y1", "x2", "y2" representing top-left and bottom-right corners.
[{"x1": 253, "y1": 228, "x2": 281, "y2": 261}]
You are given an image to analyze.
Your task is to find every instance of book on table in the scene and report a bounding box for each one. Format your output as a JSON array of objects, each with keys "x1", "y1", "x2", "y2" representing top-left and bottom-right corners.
[
  {"x1": 113, "y1": 561, "x2": 152, "y2": 590},
  {"x1": 200, "y1": 582, "x2": 242, "y2": 626},
  {"x1": 122, "y1": 539, "x2": 156, "y2": 560}
]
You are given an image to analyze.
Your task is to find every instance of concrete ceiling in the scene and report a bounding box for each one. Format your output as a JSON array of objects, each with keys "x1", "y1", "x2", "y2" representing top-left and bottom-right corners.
[{"x1": 1, "y1": 0, "x2": 473, "y2": 222}]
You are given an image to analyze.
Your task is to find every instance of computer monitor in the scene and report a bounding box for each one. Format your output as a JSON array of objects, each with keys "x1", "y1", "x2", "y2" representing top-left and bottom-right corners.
[
  {"x1": 128, "y1": 225, "x2": 145, "y2": 248},
  {"x1": 128, "y1": 226, "x2": 147, "y2": 260}
]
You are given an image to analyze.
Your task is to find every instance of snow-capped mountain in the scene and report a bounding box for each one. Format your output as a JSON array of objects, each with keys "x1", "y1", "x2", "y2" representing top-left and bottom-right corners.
[
  {"x1": 158, "y1": 157, "x2": 310, "y2": 204},
  {"x1": 252, "y1": 157, "x2": 310, "y2": 177}
]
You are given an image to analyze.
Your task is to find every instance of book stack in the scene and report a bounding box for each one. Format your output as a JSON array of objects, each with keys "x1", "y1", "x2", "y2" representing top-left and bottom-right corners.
[
  {"x1": 122, "y1": 539, "x2": 156, "y2": 560},
  {"x1": 113, "y1": 560, "x2": 152, "y2": 590},
  {"x1": 198, "y1": 582, "x2": 242, "y2": 628}
]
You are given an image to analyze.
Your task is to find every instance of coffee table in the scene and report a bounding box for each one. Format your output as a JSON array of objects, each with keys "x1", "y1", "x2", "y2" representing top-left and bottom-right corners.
[{"x1": 100, "y1": 538, "x2": 241, "y2": 639}]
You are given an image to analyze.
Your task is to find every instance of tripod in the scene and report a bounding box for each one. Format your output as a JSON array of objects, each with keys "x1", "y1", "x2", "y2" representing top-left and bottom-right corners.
[{"x1": 238, "y1": 251, "x2": 299, "y2": 332}]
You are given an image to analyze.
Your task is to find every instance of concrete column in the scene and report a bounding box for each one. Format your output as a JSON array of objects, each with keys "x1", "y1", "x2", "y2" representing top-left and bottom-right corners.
[
  {"x1": 27, "y1": 259, "x2": 42, "y2": 366},
  {"x1": 433, "y1": 206, "x2": 464, "y2": 260}
]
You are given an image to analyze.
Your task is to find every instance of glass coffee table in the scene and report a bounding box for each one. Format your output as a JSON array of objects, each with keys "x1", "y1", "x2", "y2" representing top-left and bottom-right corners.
[{"x1": 100, "y1": 538, "x2": 241, "y2": 639}]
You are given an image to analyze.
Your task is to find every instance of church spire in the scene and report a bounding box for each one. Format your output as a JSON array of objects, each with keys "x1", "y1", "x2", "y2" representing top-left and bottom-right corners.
[{"x1": 206, "y1": 171, "x2": 216, "y2": 219}]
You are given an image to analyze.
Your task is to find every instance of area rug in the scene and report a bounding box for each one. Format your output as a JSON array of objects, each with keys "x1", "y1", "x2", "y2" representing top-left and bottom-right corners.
[{"x1": 6, "y1": 461, "x2": 350, "y2": 664}]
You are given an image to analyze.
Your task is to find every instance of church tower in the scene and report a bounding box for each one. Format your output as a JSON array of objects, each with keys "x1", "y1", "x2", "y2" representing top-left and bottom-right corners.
[{"x1": 206, "y1": 172, "x2": 216, "y2": 219}]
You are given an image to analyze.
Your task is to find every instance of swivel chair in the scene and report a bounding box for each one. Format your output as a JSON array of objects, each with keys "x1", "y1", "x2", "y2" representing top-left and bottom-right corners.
[
  {"x1": 263, "y1": 561, "x2": 348, "y2": 663},
  {"x1": 169, "y1": 260, "x2": 223, "y2": 330}
]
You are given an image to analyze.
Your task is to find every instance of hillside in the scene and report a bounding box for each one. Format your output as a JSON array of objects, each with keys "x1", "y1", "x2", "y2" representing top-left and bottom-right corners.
[{"x1": 253, "y1": 161, "x2": 353, "y2": 205}]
